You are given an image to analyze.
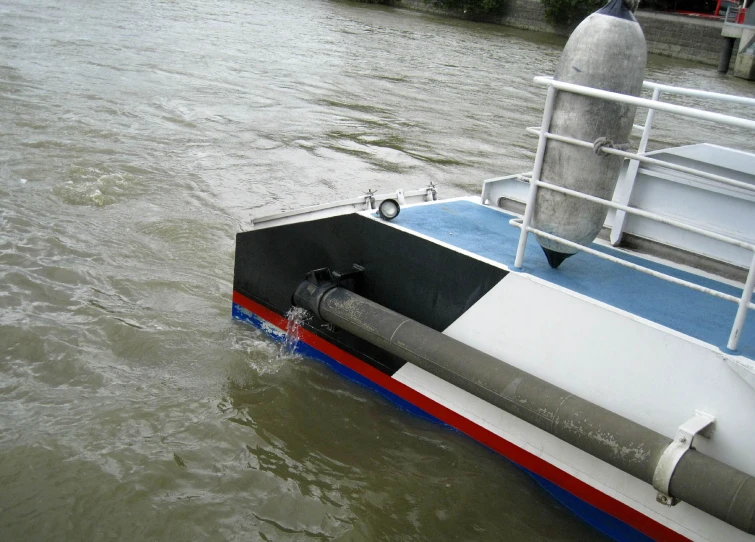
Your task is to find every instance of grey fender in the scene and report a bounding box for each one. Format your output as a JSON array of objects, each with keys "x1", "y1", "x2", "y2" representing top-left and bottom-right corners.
[{"x1": 532, "y1": 2, "x2": 647, "y2": 267}]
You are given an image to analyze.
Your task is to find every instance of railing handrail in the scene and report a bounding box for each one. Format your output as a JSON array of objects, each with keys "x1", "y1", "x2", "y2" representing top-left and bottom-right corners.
[
  {"x1": 510, "y1": 216, "x2": 755, "y2": 310},
  {"x1": 537, "y1": 75, "x2": 755, "y2": 108},
  {"x1": 524, "y1": 126, "x2": 755, "y2": 195},
  {"x1": 516, "y1": 77, "x2": 755, "y2": 351},
  {"x1": 725, "y1": 5, "x2": 736, "y2": 23},
  {"x1": 724, "y1": 5, "x2": 747, "y2": 25},
  {"x1": 641, "y1": 81, "x2": 755, "y2": 107},
  {"x1": 533, "y1": 76, "x2": 755, "y2": 130}
]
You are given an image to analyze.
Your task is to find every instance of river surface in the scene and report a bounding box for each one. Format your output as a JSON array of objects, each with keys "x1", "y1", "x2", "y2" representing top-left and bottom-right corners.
[{"x1": 2, "y1": 0, "x2": 754, "y2": 540}]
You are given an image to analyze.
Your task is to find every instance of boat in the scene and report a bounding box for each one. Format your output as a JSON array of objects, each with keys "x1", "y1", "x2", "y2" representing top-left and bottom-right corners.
[{"x1": 231, "y1": 7, "x2": 755, "y2": 542}]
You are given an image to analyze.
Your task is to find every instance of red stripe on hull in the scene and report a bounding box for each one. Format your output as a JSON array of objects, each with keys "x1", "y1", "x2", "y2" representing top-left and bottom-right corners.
[{"x1": 232, "y1": 291, "x2": 689, "y2": 542}]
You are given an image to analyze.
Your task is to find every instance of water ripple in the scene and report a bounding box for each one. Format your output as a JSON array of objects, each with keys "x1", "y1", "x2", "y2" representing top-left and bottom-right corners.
[{"x1": 2, "y1": 0, "x2": 751, "y2": 539}]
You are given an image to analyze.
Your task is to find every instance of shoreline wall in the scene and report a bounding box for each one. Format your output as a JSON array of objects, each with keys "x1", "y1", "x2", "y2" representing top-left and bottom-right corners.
[{"x1": 400, "y1": 0, "x2": 733, "y2": 66}]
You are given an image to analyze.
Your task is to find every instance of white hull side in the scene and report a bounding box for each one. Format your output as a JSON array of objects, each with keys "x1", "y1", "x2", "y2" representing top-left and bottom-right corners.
[
  {"x1": 393, "y1": 361, "x2": 754, "y2": 542},
  {"x1": 443, "y1": 272, "x2": 755, "y2": 477}
]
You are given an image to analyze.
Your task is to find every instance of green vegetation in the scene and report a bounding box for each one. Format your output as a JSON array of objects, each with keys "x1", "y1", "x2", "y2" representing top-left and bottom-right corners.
[
  {"x1": 424, "y1": 0, "x2": 507, "y2": 21},
  {"x1": 641, "y1": 0, "x2": 677, "y2": 10},
  {"x1": 539, "y1": 0, "x2": 605, "y2": 27},
  {"x1": 355, "y1": 0, "x2": 401, "y2": 5}
]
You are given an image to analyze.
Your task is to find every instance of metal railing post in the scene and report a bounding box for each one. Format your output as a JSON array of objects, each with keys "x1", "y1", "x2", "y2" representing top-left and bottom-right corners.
[
  {"x1": 514, "y1": 85, "x2": 557, "y2": 268},
  {"x1": 520, "y1": 75, "x2": 755, "y2": 349},
  {"x1": 610, "y1": 87, "x2": 661, "y2": 246},
  {"x1": 728, "y1": 253, "x2": 755, "y2": 351}
]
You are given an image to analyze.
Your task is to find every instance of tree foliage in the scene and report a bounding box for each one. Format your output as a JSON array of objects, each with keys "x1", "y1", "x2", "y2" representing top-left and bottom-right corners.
[
  {"x1": 641, "y1": 0, "x2": 675, "y2": 9},
  {"x1": 539, "y1": 0, "x2": 605, "y2": 27},
  {"x1": 355, "y1": 0, "x2": 402, "y2": 5},
  {"x1": 424, "y1": 0, "x2": 508, "y2": 21}
]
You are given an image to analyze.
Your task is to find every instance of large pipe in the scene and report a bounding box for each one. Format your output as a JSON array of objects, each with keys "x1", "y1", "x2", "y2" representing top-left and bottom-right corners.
[{"x1": 293, "y1": 283, "x2": 755, "y2": 535}]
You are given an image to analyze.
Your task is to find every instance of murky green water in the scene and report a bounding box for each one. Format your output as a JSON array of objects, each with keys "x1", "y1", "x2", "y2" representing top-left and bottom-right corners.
[{"x1": 2, "y1": 0, "x2": 754, "y2": 539}]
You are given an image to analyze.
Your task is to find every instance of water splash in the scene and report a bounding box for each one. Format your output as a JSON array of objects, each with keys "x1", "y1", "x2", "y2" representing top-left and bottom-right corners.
[{"x1": 280, "y1": 306, "x2": 310, "y2": 357}]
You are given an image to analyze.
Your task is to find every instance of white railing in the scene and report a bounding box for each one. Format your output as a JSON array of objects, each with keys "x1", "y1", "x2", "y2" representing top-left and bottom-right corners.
[
  {"x1": 724, "y1": 6, "x2": 746, "y2": 24},
  {"x1": 611, "y1": 79, "x2": 755, "y2": 246},
  {"x1": 514, "y1": 76, "x2": 755, "y2": 351}
]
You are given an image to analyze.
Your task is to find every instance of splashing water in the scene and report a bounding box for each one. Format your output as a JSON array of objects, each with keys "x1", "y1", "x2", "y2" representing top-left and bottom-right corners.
[{"x1": 280, "y1": 306, "x2": 310, "y2": 356}]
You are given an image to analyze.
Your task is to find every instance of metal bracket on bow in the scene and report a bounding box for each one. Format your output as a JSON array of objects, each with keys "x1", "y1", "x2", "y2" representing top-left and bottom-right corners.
[{"x1": 652, "y1": 410, "x2": 716, "y2": 506}]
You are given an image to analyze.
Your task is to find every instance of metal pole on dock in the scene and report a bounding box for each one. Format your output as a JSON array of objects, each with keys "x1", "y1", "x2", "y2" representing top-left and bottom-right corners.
[{"x1": 719, "y1": 37, "x2": 736, "y2": 73}]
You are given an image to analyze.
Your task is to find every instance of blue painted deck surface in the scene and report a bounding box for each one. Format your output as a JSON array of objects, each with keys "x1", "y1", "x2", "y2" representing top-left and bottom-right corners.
[{"x1": 390, "y1": 200, "x2": 755, "y2": 360}]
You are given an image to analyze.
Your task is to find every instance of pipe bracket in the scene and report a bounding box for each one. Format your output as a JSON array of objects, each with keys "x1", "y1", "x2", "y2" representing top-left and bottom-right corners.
[
  {"x1": 652, "y1": 410, "x2": 716, "y2": 506},
  {"x1": 292, "y1": 265, "x2": 364, "y2": 319}
]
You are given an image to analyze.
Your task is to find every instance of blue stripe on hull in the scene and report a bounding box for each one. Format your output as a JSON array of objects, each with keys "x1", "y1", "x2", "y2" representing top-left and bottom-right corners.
[
  {"x1": 525, "y1": 471, "x2": 653, "y2": 542},
  {"x1": 232, "y1": 303, "x2": 440, "y2": 423},
  {"x1": 233, "y1": 302, "x2": 656, "y2": 542}
]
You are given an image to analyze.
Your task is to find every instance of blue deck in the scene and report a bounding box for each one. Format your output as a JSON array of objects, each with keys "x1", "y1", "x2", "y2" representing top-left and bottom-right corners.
[{"x1": 390, "y1": 200, "x2": 755, "y2": 360}]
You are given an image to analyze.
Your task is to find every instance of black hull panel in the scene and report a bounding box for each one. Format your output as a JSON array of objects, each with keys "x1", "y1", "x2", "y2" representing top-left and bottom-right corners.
[{"x1": 234, "y1": 212, "x2": 507, "y2": 376}]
